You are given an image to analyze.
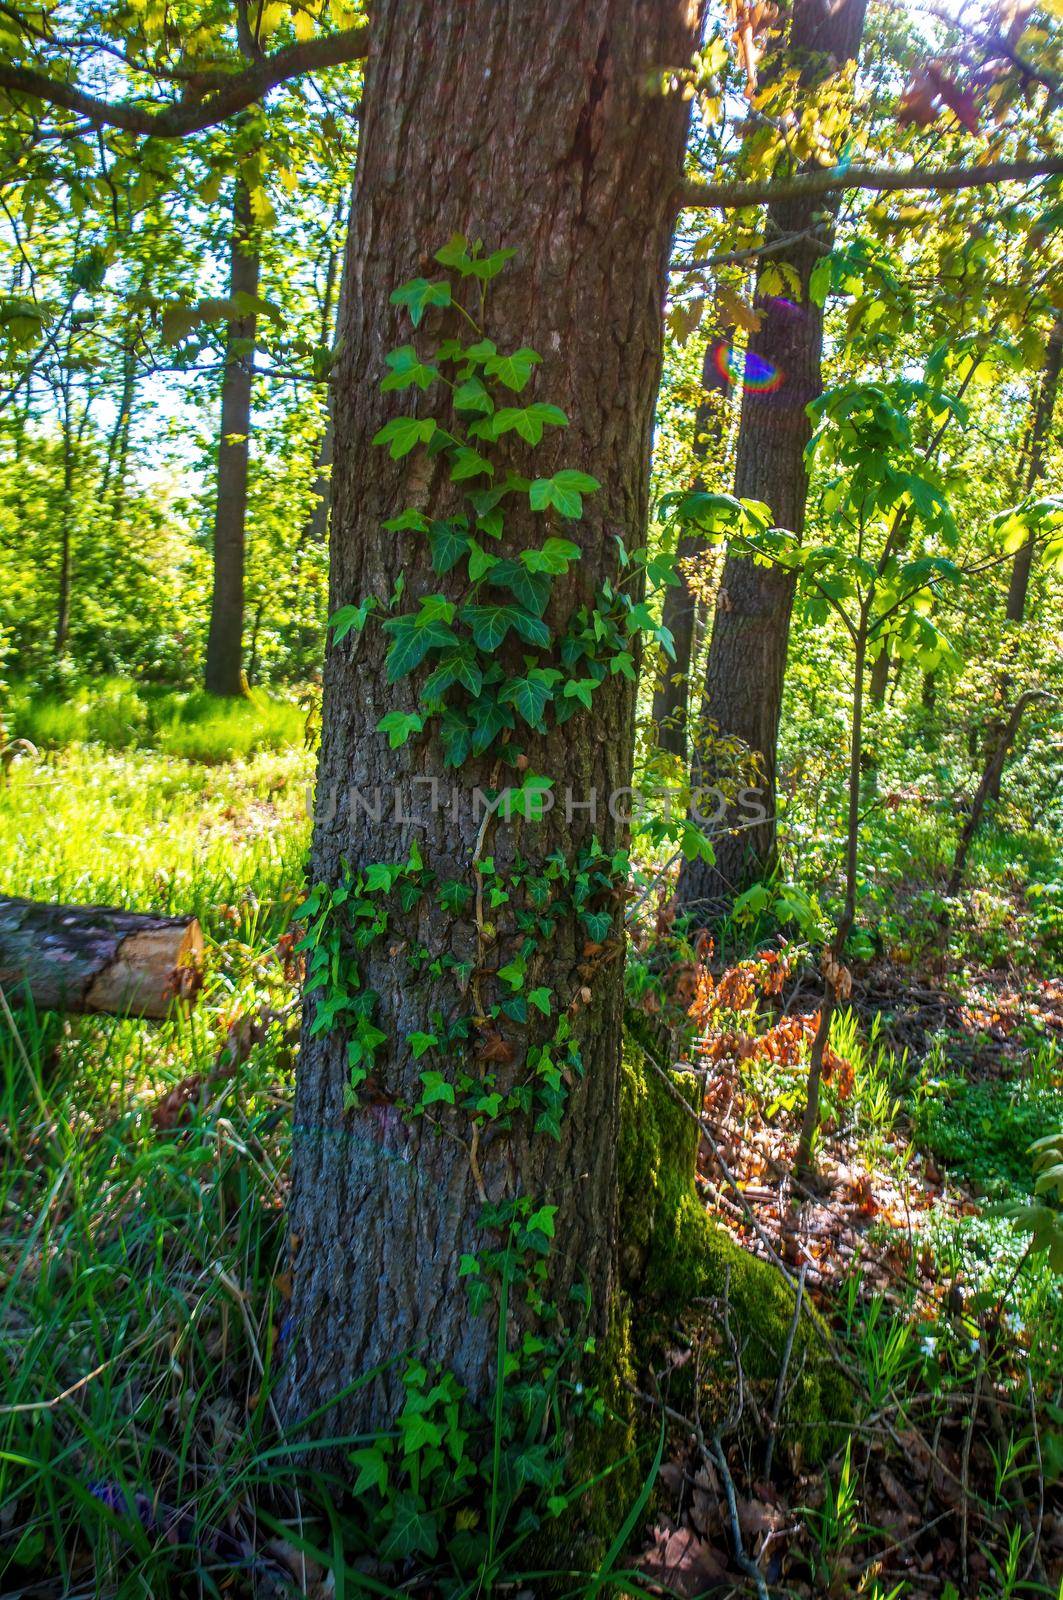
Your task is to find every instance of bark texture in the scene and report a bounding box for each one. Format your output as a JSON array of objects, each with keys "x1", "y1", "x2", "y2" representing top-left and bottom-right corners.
[
  {"x1": 0, "y1": 896, "x2": 202, "y2": 1017},
  {"x1": 287, "y1": 0, "x2": 702, "y2": 1436},
  {"x1": 678, "y1": 0, "x2": 867, "y2": 920},
  {"x1": 204, "y1": 177, "x2": 259, "y2": 697}
]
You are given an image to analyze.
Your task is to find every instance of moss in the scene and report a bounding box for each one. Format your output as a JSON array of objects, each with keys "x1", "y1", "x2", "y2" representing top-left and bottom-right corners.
[{"x1": 619, "y1": 1030, "x2": 851, "y2": 1467}]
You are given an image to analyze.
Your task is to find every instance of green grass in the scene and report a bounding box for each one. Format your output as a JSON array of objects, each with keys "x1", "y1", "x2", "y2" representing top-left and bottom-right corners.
[
  {"x1": 9, "y1": 678, "x2": 307, "y2": 764},
  {"x1": 0, "y1": 745, "x2": 309, "y2": 936}
]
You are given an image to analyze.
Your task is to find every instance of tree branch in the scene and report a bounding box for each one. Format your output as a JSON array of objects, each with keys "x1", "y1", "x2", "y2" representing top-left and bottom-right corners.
[
  {"x1": 0, "y1": 25, "x2": 368, "y2": 137},
  {"x1": 679, "y1": 155, "x2": 1063, "y2": 211}
]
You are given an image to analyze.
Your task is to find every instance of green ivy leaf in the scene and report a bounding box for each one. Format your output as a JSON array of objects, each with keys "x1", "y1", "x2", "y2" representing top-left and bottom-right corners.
[
  {"x1": 376, "y1": 710, "x2": 425, "y2": 748},
  {"x1": 378, "y1": 1492, "x2": 439, "y2": 1559},
  {"x1": 383, "y1": 615, "x2": 457, "y2": 681},
  {"x1": 490, "y1": 402, "x2": 568, "y2": 444},
  {"x1": 428, "y1": 521, "x2": 469, "y2": 574},
  {"x1": 383, "y1": 508, "x2": 430, "y2": 532},
  {"x1": 510, "y1": 609, "x2": 551, "y2": 648},
  {"x1": 409, "y1": 1032, "x2": 438, "y2": 1059},
  {"x1": 329, "y1": 598, "x2": 375, "y2": 643},
  {"x1": 522, "y1": 536, "x2": 581, "y2": 574},
  {"x1": 488, "y1": 558, "x2": 551, "y2": 615},
  {"x1": 422, "y1": 650, "x2": 483, "y2": 699},
  {"x1": 389, "y1": 277, "x2": 451, "y2": 328},
  {"x1": 381, "y1": 344, "x2": 439, "y2": 392},
  {"x1": 372, "y1": 416, "x2": 437, "y2": 459},
  {"x1": 500, "y1": 673, "x2": 551, "y2": 727},
  {"x1": 462, "y1": 603, "x2": 521, "y2": 651},
  {"x1": 471, "y1": 694, "x2": 515, "y2": 754},
  {"x1": 484, "y1": 346, "x2": 542, "y2": 392},
  {"x1": 449, "y1": 445, "x2": 494, "y2": 481},
  {"x1": 419, "y1": 1070, "x2": 455, "y2": 1105},
  {"x1": 453, "y1": 376, "x2": 494, "y2": 414},
  {"x1": 529, "y1": 469, "x2": 600, "y2": 519}
]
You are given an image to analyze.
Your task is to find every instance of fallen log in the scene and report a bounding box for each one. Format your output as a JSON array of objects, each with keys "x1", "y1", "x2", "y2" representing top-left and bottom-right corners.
[{"x1": 0, "y1": 896, "x2": 203, "y2": 1018}]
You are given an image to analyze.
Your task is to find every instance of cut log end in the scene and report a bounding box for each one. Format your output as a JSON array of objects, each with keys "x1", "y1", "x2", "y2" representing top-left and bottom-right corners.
[{"x1": 0, "y1": 896, "x2": 205, "y2": 1019}]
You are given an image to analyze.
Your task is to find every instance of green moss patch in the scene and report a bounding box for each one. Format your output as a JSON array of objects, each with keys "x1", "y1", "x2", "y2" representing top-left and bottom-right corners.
[{"x1": 619, "y1": 1030, "x2": 851, "y2": 1466}]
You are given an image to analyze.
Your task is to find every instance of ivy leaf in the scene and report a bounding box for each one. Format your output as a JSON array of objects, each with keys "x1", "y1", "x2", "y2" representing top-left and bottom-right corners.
[
  {"x1": 350, "y1": 1445, "x2": 390, "y2": 1496},
  {"x1": 528, "y1": 987, "x2": 553, "y2": 1015},
  {"x1": 506, "y1": 773, "x2": 554, "y2": 819},
  {"x1": 438, "y1": 879, "x2": 473, "y2": 914},
  {"x1": 449, "y1": 445, "x2": 494, "y2": 481},
  {"x1": 381, "y1": 344, "x2": 439, "y2": 392},
  {"x1": 488, "y1": 558, "x2": 551, "y2": 615},
  {"x1": 484, "y1": 346, "x2": 542, "y2": 392},
  {"x1": 409, "y1": 1032, "x2": 438, "y2": 1059},
  {"x1": 389, "y1": 277, "x2": 451, "y2": 328},
  {"x1": 440, "y1": 709, "x2": 472, "y2": 767},
  {"x1": 428, "y1": 521, "x2": 469, "y2": 574},
  {"x1": 329, "y1": 598, "x2": 375, "y2": 643},
  {"x1": 372, "y1": 416, "x2": 437, "y2": 459},
  {"x1": 471, "y1": 694, "x2": 515, "y2": 754},
  {"x1": 563, "y1": 677, "x2": 596, "y2": 710},
  {"x1": 490, "y1": 402, "x2": 568, "y2": 444},
  {"x1": 383, "y1": 508, "x2": 430, "y2": 533},
  {"x1": 467, "y1": 540, "x2": 499, "y2": 581},
  {"x1": 462, "y1": 338, "x2": 498, "y2": 364},
  {"x1": 453, "y1": 376, "x2": 494, "y2": 414},
  {"x1": 383, "y1": 615, "x2": 457, "y2": 681},
  {"x1": 500, "y1": 673, "x2": 551, "y2": 727},
  {"x1": 422, "y1": 650, "x2": 483, "y2": 699},
  {"x1": 581, "y1": 910, "x2": 612, "y2": 942},
  {"x1": 419, "y1": 1070, "x2": 454, "y2": 1105},
  {"x1": 378, "y1": 1492, "x2": 439, "y2": 1559},
  {"x1": 462, "y1": 603, "x2": 520, "y2": 651},
  {"x1": 522, "y1": 536, "x2": 581, "y2": 574},
  {"x1": 510, "y1": 609, "x2": 551, "y2": 648},
  {"x1": 529, "y1": 469, "x2": 600, "y2": 519},
  {"x1": 376, "y1": 710, "x2": 425, "y2": 748}
]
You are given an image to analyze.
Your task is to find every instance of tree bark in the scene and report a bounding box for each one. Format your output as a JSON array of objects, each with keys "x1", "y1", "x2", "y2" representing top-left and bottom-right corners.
[
  {"x1": 287, "y1": 0, "x2": 702, "y2": 1437},
  {"x1": 204, "y1": 176, "x2": 259, "y2": 697},
  {"x1": 0, "y1": 896, "x2": 202, "y2": 1017},
  {"x1": 651, "y1": 338, "x2": 732, "y2": 758},
  {"x1": 677, "y1": 0, "x2": 868, "y2": 922}
]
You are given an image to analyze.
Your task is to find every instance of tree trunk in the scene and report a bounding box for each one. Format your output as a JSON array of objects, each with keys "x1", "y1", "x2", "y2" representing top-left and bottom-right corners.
[
  {"x1": 1006, "y1": 312, "x2": 1062, "y2": 624},
  {"x1": 204, "y1": 176, "x2": 259, "y2": 697},
  {"x1": 287, "y1": 0, "x2": 702, "y2": 1437},
  {"x1": 102, "y1": 343, "x2": 137, "y2": 532},
  {"x1": 677, "y1": 0, "x2": 867, "y2": 922},
  {"x1": 0, "y1": 896, "x2": 202, "y2": 1017},
  {"x1": 651, "y1": 338, "x2": 732, "y2": 758},
  {"x1": 54, "y1": 372, "x2": 75, "y2": 657}
]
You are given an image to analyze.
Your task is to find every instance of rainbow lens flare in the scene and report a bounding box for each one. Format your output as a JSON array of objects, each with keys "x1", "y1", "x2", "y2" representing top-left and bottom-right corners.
[{"x1": 711, "y1": 342, "x2": 784, "y2": 394}]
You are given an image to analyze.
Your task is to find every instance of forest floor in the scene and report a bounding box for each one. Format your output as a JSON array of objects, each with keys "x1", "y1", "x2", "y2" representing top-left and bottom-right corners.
[{"x1": 0, "y1": 725, "x2": 1060, "y2": 1597}]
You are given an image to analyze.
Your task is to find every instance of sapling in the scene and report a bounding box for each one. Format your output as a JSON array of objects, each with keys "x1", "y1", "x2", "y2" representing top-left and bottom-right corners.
[{"x1": 666, "y1": 373, "x2": 964, "y2": 1176}]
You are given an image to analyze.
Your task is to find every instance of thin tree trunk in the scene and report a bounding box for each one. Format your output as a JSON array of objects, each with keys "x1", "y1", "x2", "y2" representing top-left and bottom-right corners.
[
  {"x1": 287, "y1": 0, "x2": 702, "y2": 1438},
  {"x1": 949, "y1": 690, "x2": 1052, "y2": 896},
  {"x1": 796, "y1": 626, "x2": 866, "y2": 1176},
  {"x1": 204, "y1": 176, "x2": 259, "y2": 697},
  {"x1": 1006, "y1": 312, "x2": 1062, "y2": 624},
  {"x1": 677, "y1": 0, "x2": 868, "y2": 922},
  {"x1": 300, "y1": 193, "x2": 349, "y2": 550},
  {"x1": 101, "y1": 342, "x2": 136, "y2": 511},
  {"x1": 54, "y1": 373, "x2": 75, "y2": 657},
  {"x1": 651, "y1": 337, "x2": 732, "y2": 757}
]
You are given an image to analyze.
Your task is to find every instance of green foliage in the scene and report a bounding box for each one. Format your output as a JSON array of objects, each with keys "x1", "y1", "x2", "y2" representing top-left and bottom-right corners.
[{"x1": 328, "y1": 240, "x2": 674, "y2": 770}]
